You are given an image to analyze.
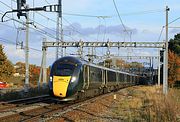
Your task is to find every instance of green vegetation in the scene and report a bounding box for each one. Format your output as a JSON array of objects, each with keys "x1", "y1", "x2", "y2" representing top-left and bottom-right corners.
[
  {"x1": 0, "y1": 45, "x2": 14, "y2": 81},
  {"x1": 15, "y1": 62, "x2": 41, "y2": 86},
  {"x1": 168, "y1": 33, "x2": 180, "y2": 87},
  {"x1": 0, "y1": 44, "x2": 50, "y2": 87},
  {"x1": 169, "y1": 33, "x2": 180, "y2": 56}
]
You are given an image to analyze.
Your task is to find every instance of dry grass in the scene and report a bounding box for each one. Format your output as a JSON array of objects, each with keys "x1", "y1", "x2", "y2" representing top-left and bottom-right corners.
[
  {"x1": 112, "y1": 86, "x2": 180, "y2": 122},
  {"x1": 147, "y1": 88, "x2": 180, "y2": 122}
]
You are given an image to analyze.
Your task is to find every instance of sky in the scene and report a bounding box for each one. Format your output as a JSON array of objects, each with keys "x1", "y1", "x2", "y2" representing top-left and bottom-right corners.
[{"x1": 0, "y1": 0, "x2": 180, "y2": 67}]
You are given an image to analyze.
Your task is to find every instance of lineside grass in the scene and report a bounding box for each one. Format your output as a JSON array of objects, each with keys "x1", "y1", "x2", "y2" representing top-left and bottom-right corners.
[{"x1": 112, "y1": 86, "x2": 180, "y2": 122}]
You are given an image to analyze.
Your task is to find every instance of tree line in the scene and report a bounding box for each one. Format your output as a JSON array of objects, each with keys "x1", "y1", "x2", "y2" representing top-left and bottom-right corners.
[
  {"x1": 168, "y1": 33, "x2": 180, "y2": 87},
  {"x1": 0, "y1": 45, "x2": 49, "y2": 86},
  {"x1": 0, "y1": 45, "x2": 14, "y2": 81}
]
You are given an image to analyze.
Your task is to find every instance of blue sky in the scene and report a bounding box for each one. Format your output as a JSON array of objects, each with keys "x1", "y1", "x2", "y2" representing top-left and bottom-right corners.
[{"x1": 0, "y1": 0, "x2": 180, "y2": 67}]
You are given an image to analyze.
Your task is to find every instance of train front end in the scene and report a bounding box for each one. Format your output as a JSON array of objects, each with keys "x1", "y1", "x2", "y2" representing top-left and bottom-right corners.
[{"x1": 49, "y1": 56, "x2": 82, "y2": 101}]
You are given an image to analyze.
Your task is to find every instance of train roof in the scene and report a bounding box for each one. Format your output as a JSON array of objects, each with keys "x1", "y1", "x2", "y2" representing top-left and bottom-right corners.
[
  {"x1": 53, "y1": 56, "x2": 82, "y2": 65},
  {"x1": 54, "y1": 56, "x2": 139, "y2": 77},
  {"x1": 80, "y1": 58, "x2": 139, "y2": 76}
]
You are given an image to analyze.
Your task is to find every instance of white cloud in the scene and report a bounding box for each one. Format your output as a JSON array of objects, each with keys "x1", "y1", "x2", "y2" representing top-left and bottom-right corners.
[
  {"x1": 4, "y1": 45, "x2": 24, "y2": 59},
  {"x1": 3, "y1": 44, "x2": 40, "y2": 63}
]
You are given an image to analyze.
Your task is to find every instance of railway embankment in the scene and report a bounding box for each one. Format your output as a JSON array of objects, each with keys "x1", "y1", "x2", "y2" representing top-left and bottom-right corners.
[
  {"x1": 48, "y1": 86, "x2": 180, "y2": 122},
  {"x1": 0, "y1": 87, "x2": 48, "y2": 101}
]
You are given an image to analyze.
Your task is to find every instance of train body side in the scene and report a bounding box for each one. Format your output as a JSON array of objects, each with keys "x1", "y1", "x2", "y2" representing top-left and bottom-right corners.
[{"x1": 49, "y1": 56, "x2": 140, "y2": 101}]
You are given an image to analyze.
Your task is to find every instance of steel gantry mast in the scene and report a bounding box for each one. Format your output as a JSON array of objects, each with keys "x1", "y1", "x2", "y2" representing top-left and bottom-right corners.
[
  {"x1": 163, "y1": 6, "x2": 170, "y2": 95},
  {"x1": 56, "y1": 0, "x2": 63, "y2": 60},
  {"x1": 24, "y1": 5, "x2": 30, "y2": 91}
]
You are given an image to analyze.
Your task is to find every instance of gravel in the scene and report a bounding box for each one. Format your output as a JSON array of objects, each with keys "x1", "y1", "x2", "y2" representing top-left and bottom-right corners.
[{"x1": 47, "y1": 86, "x2": 158, "y2": 122}]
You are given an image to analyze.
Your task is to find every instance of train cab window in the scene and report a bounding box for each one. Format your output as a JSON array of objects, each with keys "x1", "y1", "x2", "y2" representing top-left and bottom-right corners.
[{"x1": 54, "y1": 64, "x2": 75, "y2": 76}]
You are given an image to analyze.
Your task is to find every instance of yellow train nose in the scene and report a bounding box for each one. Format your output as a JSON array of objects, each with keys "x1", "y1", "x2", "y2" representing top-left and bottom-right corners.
[{"x1": 53, "y1": 76, "x2": 71, "y2": 97}]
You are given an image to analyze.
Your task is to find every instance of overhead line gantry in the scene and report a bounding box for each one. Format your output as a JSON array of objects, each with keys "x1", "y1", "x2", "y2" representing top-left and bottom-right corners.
[
  {"x1": 42, "y1": 41, "x2": 165, "y2": 48},
  {"x1": 40, "y1": 40, "x2": 165, "y2": 90}
]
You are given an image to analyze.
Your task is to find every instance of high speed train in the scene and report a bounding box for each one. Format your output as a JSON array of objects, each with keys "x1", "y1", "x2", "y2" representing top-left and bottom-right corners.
[{"x1": 49, "y1": 56, "x2": 140, "y2": 101}]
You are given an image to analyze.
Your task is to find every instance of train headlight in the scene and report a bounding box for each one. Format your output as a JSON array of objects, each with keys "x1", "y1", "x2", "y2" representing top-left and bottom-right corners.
[
  {"x1": 50, "y1": 76, "x2": 53, "y2": 82},
  {"x1": 71, "y1": 77, "x2": 76, "y2": 83}
]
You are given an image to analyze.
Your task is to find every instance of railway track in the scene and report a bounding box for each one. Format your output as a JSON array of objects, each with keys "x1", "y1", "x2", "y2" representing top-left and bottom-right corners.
[
  {"x1": 0, "y1": 90, "x2": 118, "y2": 122},
  {"x1": 0, "y1": 95, "x2": 51, "y2": 112}
]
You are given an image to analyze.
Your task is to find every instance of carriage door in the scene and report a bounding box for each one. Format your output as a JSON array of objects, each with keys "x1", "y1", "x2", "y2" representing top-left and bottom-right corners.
[
  {"x1": 83, "y1": 65, "x2": 90, "y2": 89},
  {"x1": 116, "y1": 72, "x2": 119, "y2": 85},
  {"x1": 102, "y1": 69, "x2": 105, "y2": 86},
  {"x1": 105, "y1": 70, "x2": 108, "y2": 86}
]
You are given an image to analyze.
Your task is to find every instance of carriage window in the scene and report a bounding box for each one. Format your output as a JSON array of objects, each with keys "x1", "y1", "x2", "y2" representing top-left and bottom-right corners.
[
  {"x1": 124, "y1": 74, "x2": 127, "y2": 82},
  {"x1": 119, "y1": 73, "x2": 124, "y2": 82},
  {"x1": 107, "y1": 71, "x2": 116, "y2": 82},
  {"x1": 89, "y1": 66, "x2": 102, "y2": 82}
]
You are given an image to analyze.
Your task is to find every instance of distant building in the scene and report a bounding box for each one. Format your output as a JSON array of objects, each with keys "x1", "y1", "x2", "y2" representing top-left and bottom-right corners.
[
  {"x1": 14, "y1": 65, "x2": 20, "y2": 69},
  {"x1": 13, "y1": 73, "x2": 20, "y2": 77}
]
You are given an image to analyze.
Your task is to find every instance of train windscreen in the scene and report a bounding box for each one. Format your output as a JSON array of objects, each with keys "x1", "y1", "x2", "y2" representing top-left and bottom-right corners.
[{"x1": 53, "y1": 64, "x2": 75, "y2": 76}]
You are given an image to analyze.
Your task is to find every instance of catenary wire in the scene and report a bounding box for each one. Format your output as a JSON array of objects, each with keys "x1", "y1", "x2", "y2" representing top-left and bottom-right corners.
[
  {"x1": 0, "y1": 37, "x2": 42, "y2": 52},
  {"x1": 0, "y1": 1, "x2": 82, "y2": 57},
  {"x1": 112, "y1": 0, "x2": 129, "y2": 37}
]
